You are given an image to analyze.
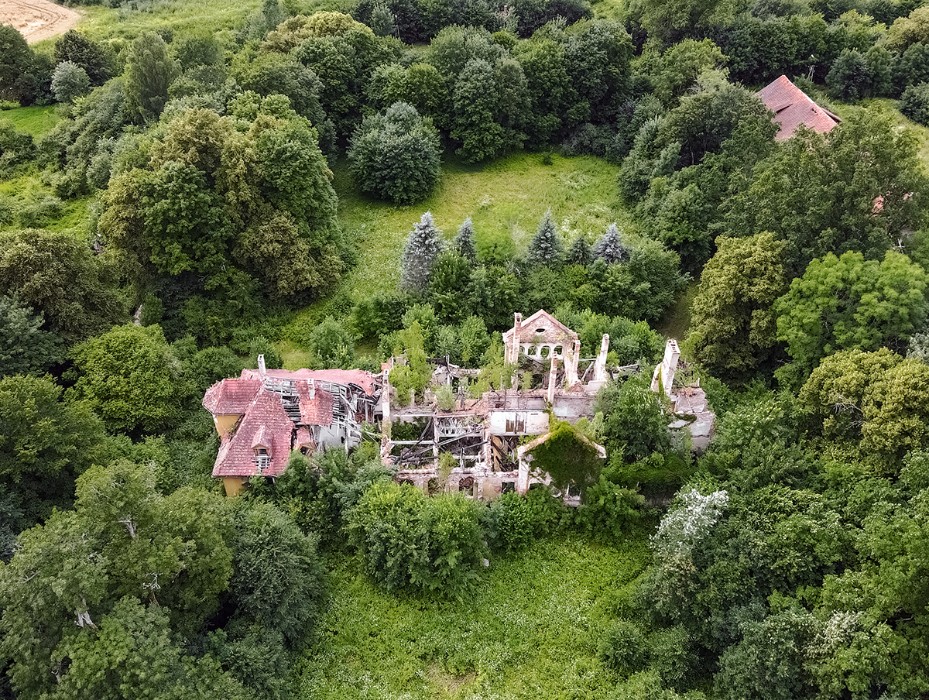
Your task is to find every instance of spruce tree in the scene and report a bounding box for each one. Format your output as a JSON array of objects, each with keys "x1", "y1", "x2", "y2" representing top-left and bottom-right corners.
[
  {"x1": 593, "y1": 223, "x2": 628, "y2": 263},
  {"x1": 454, "y1": 217, "x2": 477, "y2": 262},
  {"x1": 567, "y1": 235, "x2": 592, "y2": 265},
  {"x1": 527, "y1": 210, "x2": 562, "y2": 266},
  {"x1": 401, "y1": 212, "x2": 443, "y2": 293}
]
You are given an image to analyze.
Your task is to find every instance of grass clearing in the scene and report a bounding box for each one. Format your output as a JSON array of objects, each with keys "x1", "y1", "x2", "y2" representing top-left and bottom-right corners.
[
  {"x1": 76, "y1": 0, "x2": 352, "y2": 41},
  {"x1": 298, "y1": 533, "x2": 648, "y2": 699},
  {"x1": 0, "y1": 105, "x2": 60, "y2": 137},
  {"x1": 333, "y1": 152, "x2": 628, "y2": 303},
  {"x1": 279, "y1": 152, "x2": 628, "y2": 366}
]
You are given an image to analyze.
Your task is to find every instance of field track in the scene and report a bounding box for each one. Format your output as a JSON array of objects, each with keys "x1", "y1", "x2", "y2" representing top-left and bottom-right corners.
[{"x1": 0, "y1": 0, "x2": 80, "y2": 44}]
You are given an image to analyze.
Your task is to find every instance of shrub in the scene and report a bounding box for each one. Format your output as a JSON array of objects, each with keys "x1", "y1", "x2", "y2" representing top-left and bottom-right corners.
[
  {"x1": 576, "y1": 476, "x2": 646, "y2": 541},
  {"x1": 348, "y1": 482, "x2": 488, "y2": 596},
  {"x1": 485, "y1": 487, "x2": 567, "y2": 552},
  {"x1": 306, "y1": 316, "x2": 357, "y2": 368},
  {"x1": 258, "y1": 451, "x2": 392, "y2": 546},
  {"x1": 600, "y1": 620, "x2": 648, "y2": 676},
  {"x1": 51, "y1": 61, "x2": 90, "y2": 103},
  {"x1": 0, "y1": 121, "x2": 34, "y2": 173},
  {"x1": 649, "y1": 625, "x2": 693, "y2": 687},
  {"x1": 348, "y1": 101, "x2": 441, "y2": 204},
  {"x1": 901, "y1": 82, "x2": 929, "y2": 125}
]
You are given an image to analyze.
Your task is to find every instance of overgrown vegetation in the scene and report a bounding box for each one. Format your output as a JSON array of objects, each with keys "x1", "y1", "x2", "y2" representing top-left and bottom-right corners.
[{"x1": 4, "y1": 0, "x2": 929, "y2": 695}]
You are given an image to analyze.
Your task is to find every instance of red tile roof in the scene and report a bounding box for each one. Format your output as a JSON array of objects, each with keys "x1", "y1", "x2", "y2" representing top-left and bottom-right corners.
[
  {"x1": 240, "y1": 368, "x2": 378, "y2": 395},
  {"x1": 202, "y1": 379, "x2": 262, "y2": 414},
  {"x1": 296, "y1": 381, "x2": 334, "y2": 425},
  {"x1": 757, "y1": 75, "x2": 840, "y2": 142},
  {"x1": 212, "y1": 389, "x2": 294, "y2": 478}
]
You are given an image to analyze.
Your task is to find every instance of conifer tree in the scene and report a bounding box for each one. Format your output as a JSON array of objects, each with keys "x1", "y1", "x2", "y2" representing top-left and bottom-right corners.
[
  {"x1": 567, "y1": 235, "x2": 592, "y2": 265},
  {"x1": 594, "y1": 223, "x2": 628, "y2": 263},
  {"x1": 454, "y1": 217, "x2": 477, "y2": 262},
  {"x1": 401, "y1": 212, "x2": 443, "y2": 293},
  {"x1": 527, "y1": 210, "x2": 562, "y2": 266}
]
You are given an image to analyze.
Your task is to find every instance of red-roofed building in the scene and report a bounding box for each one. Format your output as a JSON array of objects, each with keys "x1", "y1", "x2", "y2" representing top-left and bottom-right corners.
[
  {"x1": 757, "y1": 75, "x2": 841, "y2": 142},
  {"x1": 203, "y1": 357, "x2": 381, "y2": 496}
]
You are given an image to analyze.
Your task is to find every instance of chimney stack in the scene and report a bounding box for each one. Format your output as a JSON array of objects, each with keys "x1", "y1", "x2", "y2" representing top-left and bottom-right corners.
[{"x1": 257, "y1": 354, "x2": 266, "y2": 377}]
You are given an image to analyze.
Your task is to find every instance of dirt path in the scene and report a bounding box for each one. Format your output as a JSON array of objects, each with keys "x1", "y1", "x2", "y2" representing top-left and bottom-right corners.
[{"x1": 0, "y1": 0, "x2": 81, "y2": 44}]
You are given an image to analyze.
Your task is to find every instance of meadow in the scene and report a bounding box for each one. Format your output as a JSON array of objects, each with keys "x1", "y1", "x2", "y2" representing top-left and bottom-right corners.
[{"x1": 298, "y1": 533, "x2": 649, "y2": 699}]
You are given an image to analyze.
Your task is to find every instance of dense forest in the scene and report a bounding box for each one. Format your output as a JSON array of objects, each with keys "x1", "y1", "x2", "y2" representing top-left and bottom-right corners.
[{"x1": 3, "y1": 0, "x2": 929, "y2": 696}]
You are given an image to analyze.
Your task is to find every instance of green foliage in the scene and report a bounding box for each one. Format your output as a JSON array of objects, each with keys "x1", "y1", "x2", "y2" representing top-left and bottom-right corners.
[
  {"x1": 70, "y1": 324, "x2": 182, "y2": 436},
  {"x1": 55, "y1": 31, "x2": 113, "y2": 85},
  {"x1": 307, "y1": 316, "x2": 357, "y2": 368},
  {"x1": 588, "y1": 237, "x2": 685, "y2": 322},
  {"x1": 485, "y1": 487, "x2": 568, "y2": 552},
  {"x1": 577, "y1": 476, "x2": 647, "y2": 540},
  {"x1": 714, "y1": 608, "x2": 817, "y2": 700},
  {"x1": 400, "y1": 211, "x2": 443, "y2": 293},
  {"x1": 51, "y1": 62, "x2": 91, "y2": 104},
  {"x1": 596, "y1": 375, "x2": 671, "y2": 463},
  {"x1": 0, "y1": 460, "x2": 235, "y2": 696},
  {"x1": 775, "y1": 250, "x2": 929, "y2": 375},
  {"x1": 231, "y1": 50, "x2": 326, "y2": 128},
  {"x1": 900, "y1": 81, "x2": 929, "y2": 125},
  {"x1": 689, "y1": 233, "x2": 788, "y2": 381},
  {"x1": 389, "y1": 320, "x2": 432, "y2": 401},
  {"x1": 300, "y1": 534, "x2": 648, "y2": 696},
  {"x1": 528, "y1": 419, "x2": 605, "y2": 492},
  {"x1": 526, "y1": 209, "x2": 563, "y2": 265},
  {"x1": 723, "y1": 110, "x2": 928, "y2": 275},
  {"x1": 593, "y1": 222, "x2": 627, "y2": 263},
  {"x1": 48, "y1": 596, "x2": 251, "y2": 700},
  {"x1": 0, "y1": 295, "x2": 62, "y2": 377},
  {"x1": 0, "y1": 375, "x2": 105, "y2": 546},
  {"x1": 642, "y1": 39, "x2": 727, "y2": 105},
  {"x1": 38, "y1": 78, "x2": 130, "y2": 195},
  {"x1": 600, "y1": 620, "x2": 648, "y2": 676},
  {"x1": 255, "y1": 451, "x2": 392, "y2": 546},
  {"x1": 100, "y1": 97, "x2": 343, "y2": 337},
  {"x1": 348, "y1": 482, "x2": 488, "y2": 596},
  {"x1": 450, "y1": 56, "x2": 528, "y2": 163},
  {"x1": 0, "y1": 120, "x2": 34, "y2": 174},
  {"x1": 226, "y1": 499, "x2": 326, "y2": 647},
  {"x1": 348, "y1": 101, "x2": 441, "y2": 204},
  {"x1": 0, "y1": 25, "x2": 48, "y2": 106},
  {"x1": 0, "y1": 229, "x2": 124, "y2": 343},
  {"x1": 124, "y1": 32, "x2": 180, "y2": 124}
]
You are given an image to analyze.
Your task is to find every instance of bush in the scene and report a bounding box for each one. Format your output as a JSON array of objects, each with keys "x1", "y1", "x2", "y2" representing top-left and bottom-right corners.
[
  {"x1": 0, "y1": 121, "x2": 34, "y2": 174},
  {"x1": 901, "y1": 82, "x2": 929, "y2": 125},
  {"x1": 256, "y1": 451, "x2": 391, "y2": 546},
  {"x1": 576, "y1": 476, "x2": 646, "y2": 540},
  {"x1": 348, "y1": 482, "x2": 488, "y2": 596},
  {"x1": 16, "y1": 196, "x2": 63, "y2": 228},
  {"x1": 485, "y1": 487, "x2": 567, "y2": 552},
  {"x1": 51, "y1": 61, "x2": 90, "y2": 103},
  {"x1": 348, "y1": 102, "x2": 442, "y2": 204},
  {"x1": 600, "y1": 620, "x2": 648, "y2": 676},
  {"x1": 649, "y1": 625, "x2": 693, "y2": 688}
]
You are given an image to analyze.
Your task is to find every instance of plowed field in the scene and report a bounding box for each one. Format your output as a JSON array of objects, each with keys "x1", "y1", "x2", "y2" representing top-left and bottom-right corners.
[{"x1": 0, "y1": 0, "x2": 80, "y2": 44}]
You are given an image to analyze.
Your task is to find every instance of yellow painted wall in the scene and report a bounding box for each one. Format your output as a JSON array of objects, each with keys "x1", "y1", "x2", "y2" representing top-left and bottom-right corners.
[
  {"x1": 222, "y1": 477, "x2": 246, "y2": 497},
  {"x1": 214, "y1": 414, "x2": 240, "y2": 438}
]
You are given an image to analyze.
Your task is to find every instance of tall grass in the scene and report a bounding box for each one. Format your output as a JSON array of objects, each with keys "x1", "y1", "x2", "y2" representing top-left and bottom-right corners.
[{"x1": 298, "y1": 533, "x2": 648, "y2": 699}]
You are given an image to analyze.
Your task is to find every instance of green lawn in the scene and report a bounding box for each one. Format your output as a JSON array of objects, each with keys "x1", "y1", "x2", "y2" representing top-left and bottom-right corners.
[
  {"x1": 298, "y1": 533, "x2": 648, "y2": 699},
  {"x1": 0, "y1": 172, "x2": 94, "y2": 237},
  {"x1": 75, "y1": 0, "x2": 352, "y2": 41},
  {"x1": 0, "y1": 105, "x2": 60, "y2": 137},
  {"x1": 333, "y1": 152, "x2": 628, "y2": 303}
]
